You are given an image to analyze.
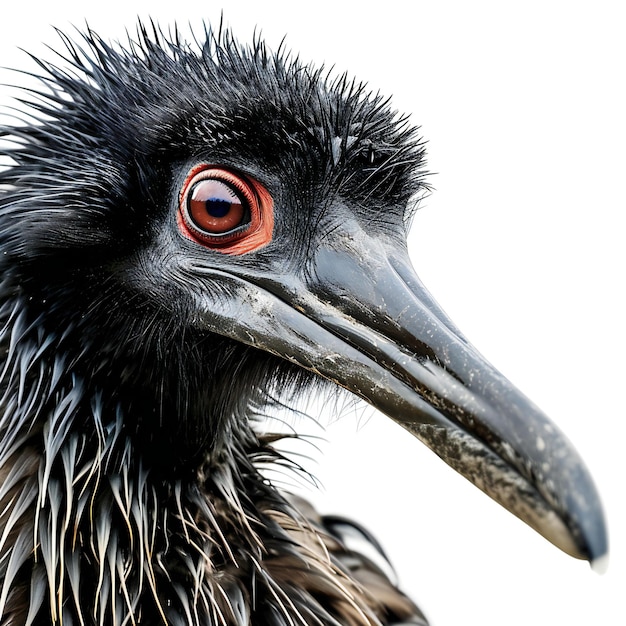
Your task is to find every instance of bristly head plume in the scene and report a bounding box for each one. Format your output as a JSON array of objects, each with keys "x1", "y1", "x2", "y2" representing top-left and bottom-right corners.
[
  {"x1": 0, "y1": 23, "x2": 428, "y2": 626},
  {"x1": 0, "y1": 19, "x2": 428, "y2": 466}
]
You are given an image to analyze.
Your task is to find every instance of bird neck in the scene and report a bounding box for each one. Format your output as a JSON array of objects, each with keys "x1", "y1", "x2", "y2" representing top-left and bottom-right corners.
[
  {"x1": 0, "y1": 347, "x2": 276, "y2": 625},
  {"x1": 0, "y1": 281, "x2": 267, "y2": 622}
]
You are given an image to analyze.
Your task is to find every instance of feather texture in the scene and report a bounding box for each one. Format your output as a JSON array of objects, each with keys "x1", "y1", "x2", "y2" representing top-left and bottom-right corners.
[{"x1": 0, "y1": 23, "x2": 428, "y2": 626}]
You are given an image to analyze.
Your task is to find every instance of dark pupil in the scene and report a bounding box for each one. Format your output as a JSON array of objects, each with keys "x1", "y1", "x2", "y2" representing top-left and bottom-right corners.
[{"x1": 205, "y1": 198, "x2": 232, "y2": 217}]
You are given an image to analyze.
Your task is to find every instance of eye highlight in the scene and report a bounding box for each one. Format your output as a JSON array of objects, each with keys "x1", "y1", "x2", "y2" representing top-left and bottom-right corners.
[{"x1": 178, "y1": 165, "x2": 274, "y2": 254}]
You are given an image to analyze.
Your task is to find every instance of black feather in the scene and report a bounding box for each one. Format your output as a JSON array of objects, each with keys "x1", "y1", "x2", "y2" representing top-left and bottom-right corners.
[{"x1": 0, "y1": 23, "x2": 428, "y2": 626}]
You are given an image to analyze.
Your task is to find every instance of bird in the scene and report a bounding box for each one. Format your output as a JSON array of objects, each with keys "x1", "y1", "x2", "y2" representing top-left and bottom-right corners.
[{"x1": 0, "y1": 22, "x2": 608, "y2": 626}]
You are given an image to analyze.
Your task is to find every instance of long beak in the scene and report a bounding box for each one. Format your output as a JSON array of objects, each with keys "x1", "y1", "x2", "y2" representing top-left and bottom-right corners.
[{"x1": 193, "y1": 223, "x2": 608, "y2": 565}]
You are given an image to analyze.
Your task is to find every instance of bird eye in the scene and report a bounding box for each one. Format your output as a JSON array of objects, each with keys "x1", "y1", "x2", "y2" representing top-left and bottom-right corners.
[
  {"x1": 178, "y1": 165, "x2": 274, "y2": 254},
  {"x1": 188, "y1": 179, "x2": 247, "y2": 235}
]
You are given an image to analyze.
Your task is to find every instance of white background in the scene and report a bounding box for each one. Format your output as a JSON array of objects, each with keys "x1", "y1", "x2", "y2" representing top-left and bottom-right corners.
[{"x1": 1, "y1": 2, "x2": 623, "y2": 625}]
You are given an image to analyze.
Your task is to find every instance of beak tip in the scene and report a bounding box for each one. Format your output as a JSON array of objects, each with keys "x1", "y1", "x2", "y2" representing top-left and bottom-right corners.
[
  {"x1": 564, "y1": 472, "x2": 609, "y2": 568},
  {"x1": 585, "y1": 520, "x2": 609, "y2": 571},
  {"x1": 590, "y1": 553, "x2": 609, "y2": 575}
]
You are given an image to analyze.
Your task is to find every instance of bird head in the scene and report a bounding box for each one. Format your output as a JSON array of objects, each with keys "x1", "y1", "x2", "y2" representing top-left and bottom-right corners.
[{"x1": 0, "y1": 24, "x2": 607, "y2": 571}]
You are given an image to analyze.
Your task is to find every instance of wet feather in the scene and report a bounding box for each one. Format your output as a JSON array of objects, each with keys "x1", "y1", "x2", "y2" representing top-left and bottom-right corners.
[{"x1": 0, "y1": 23, "x2": 427, "y2": 626}]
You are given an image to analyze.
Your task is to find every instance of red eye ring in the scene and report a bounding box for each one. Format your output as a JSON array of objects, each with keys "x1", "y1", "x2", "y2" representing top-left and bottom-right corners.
[{"x1": 178, "y1": 165, "x2": 273, "y2": 254}]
